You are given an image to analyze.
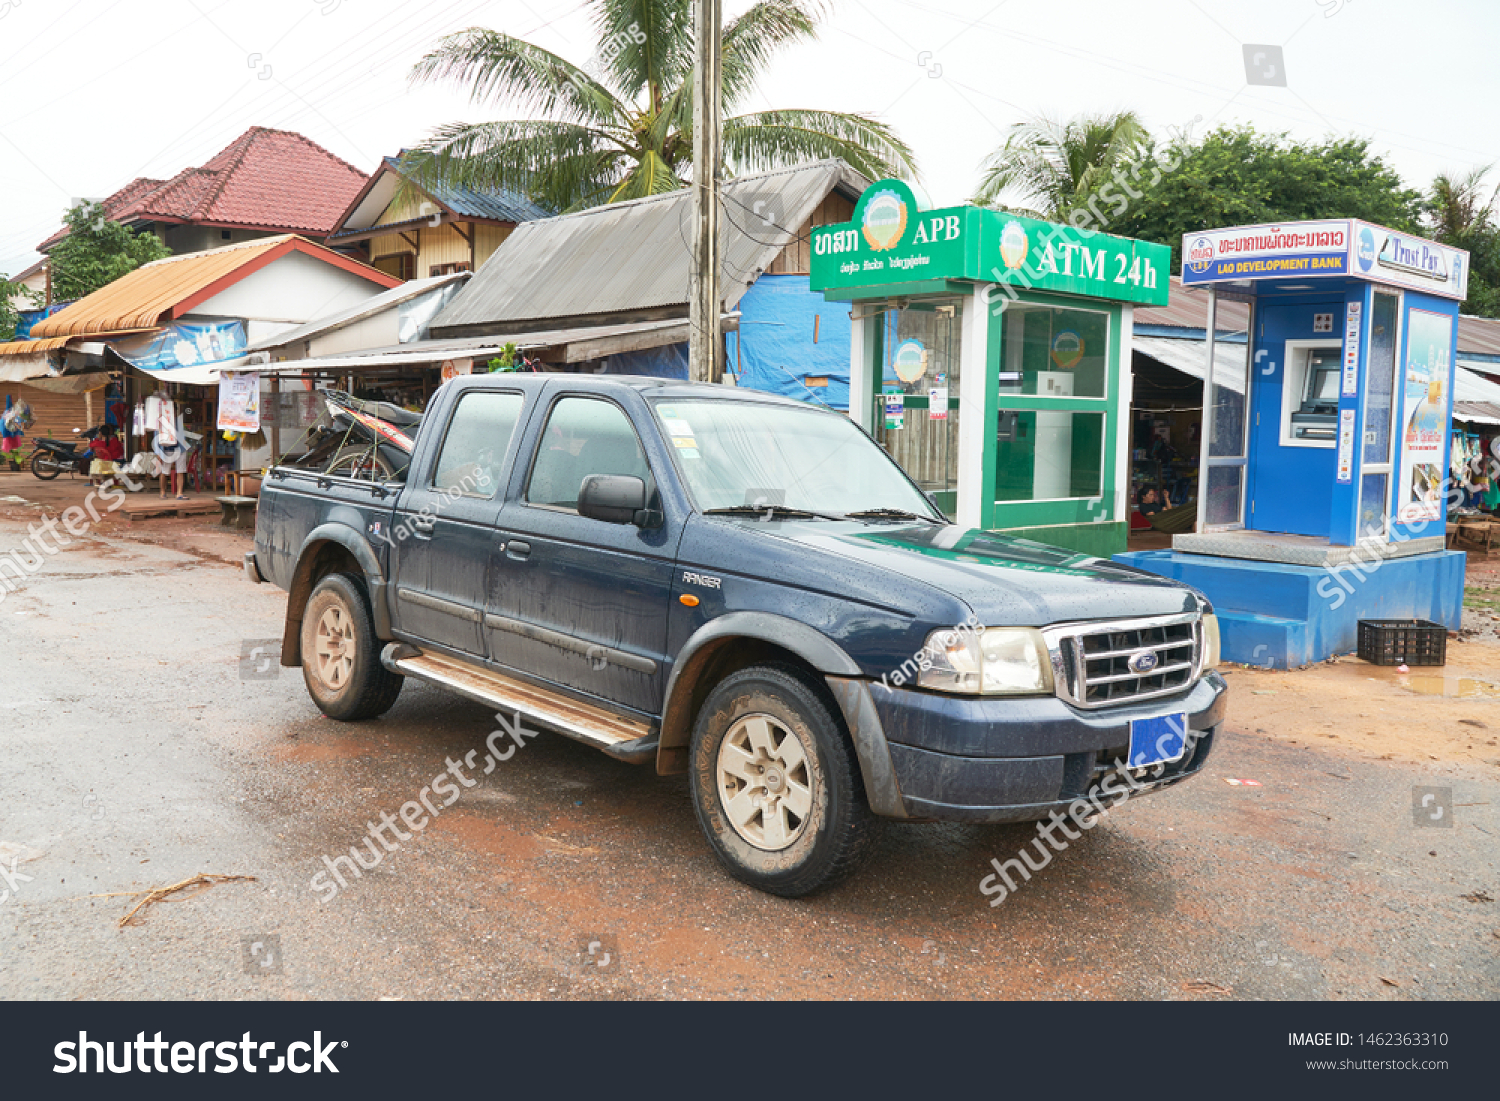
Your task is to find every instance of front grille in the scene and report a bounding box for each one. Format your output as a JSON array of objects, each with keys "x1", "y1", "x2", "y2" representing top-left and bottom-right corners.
[{"x1": 1045, "y1": 613, "x2": 1202, "y2": 709}]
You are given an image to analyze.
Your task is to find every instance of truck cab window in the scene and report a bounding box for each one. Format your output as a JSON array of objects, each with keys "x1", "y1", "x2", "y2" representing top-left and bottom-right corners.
[
  {"x1": 527, "y1": 397, "x2": 651, "y2": 510},
  {"x1": 432, "y1": 391, "x2": 524, "y2": 497}
]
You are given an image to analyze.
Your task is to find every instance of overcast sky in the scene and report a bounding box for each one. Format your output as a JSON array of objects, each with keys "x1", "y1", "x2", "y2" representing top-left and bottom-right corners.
[{"x1": 2, "y1": 0, "x2": 1496, "y2": 279}]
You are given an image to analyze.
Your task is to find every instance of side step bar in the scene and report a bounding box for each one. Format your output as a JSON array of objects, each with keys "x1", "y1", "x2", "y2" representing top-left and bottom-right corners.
[{"x1": 382, "y1": 644, "x2": 659, "y2": 763}]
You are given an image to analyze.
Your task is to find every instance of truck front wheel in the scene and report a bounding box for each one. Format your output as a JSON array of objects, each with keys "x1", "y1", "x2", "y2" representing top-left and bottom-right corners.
[
  {"x1": 689, "y1": 664, "x2": 881, "y2": 897},
  {"x1": 300, "y1": 573, "x2": 403, "y2": 721}
]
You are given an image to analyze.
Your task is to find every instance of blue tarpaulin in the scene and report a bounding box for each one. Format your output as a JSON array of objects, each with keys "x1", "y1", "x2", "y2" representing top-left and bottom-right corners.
[
  {"x1": 733, "y1": 274, "x2": 850, "y2": 410},
  {"x1": 14, "y1": 302, "x2": 72, "y2": 341},
  {"x1": 603, "y1": 342, "x2": 690, "y2": 378}
]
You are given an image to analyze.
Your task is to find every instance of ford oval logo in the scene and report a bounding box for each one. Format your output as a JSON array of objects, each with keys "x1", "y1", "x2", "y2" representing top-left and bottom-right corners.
[{"x1": 1127, "y1": 650, "x2": 1159, "y2": 675}]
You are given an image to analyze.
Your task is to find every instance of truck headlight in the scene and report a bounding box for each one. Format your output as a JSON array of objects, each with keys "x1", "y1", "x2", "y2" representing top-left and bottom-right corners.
[
  {"x1": 1201, "y1": 613, "x2": 1221, "y2": 670},
  {"x1": 917, "y1": 626, "x2": 1054, "y2": 696}
]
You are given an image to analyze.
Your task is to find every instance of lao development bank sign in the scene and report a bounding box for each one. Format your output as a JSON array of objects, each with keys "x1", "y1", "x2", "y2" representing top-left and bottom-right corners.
[
  {"x1": 811, "y1": 179, "x2": 1170, "y2": 307},
  {"x1": 1182, "y1": 220, "x2": 1469, "y2": 301}
]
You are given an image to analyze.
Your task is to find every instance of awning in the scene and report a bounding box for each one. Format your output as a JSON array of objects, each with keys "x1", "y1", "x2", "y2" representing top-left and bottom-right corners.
[
  {"x1": 255, "y1": 315, "x2": 736, "y2": 375},
  {"x1": 1454, "y1": 402, "x2": 1500, "y2": 428},
  {"x1": 1132, "y1": 335, "x2": 1251, "y2": 395},
  {"x1": 15, "y1": 372, "x2": 112, "y2": 395},
  {"x1": 126, "y1": 359, "x2": 249, "y2": 385},
  {"x1": 0, "y1": 336, "x2": 71, "y2": 382}
]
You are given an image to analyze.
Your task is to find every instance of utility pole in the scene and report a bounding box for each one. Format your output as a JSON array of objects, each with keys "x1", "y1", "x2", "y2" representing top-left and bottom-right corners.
[{"x1": 689, "y1": 0, "x2": 723, "y2": 384}]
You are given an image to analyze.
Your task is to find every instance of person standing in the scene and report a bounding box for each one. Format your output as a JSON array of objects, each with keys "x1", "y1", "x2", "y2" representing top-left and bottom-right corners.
[{"x1": 89, "y1": 425, "x2": 124, "y2": 486}]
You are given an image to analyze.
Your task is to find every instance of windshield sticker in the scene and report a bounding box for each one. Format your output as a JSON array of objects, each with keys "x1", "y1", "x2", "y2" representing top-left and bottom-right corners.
[
  {"x1": 672, "y1": 436, "x2": 699, "y2": 449},
  {"x1": 656, "y1": 405, "x2": 679, "y2": 418},
  {"x1": 662, "y1": 417, "x2": 695, "y2": 437}
]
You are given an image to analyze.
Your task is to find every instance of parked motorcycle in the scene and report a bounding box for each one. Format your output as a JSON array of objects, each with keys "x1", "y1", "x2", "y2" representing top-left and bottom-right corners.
[
  {"x1": 294, "y1": 391, "x2": 421, "y2": 482},
  {"x1": 30, "y1": 428, "x2": 100, "y2": 480}
]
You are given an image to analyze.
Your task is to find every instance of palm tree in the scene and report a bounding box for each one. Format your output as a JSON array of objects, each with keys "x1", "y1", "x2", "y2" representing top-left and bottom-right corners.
[
  {"x1": 971, "y1": 111, "x2": 1148, "y2": 220},
  {"x1": 1426, "y1": 165, "x2": 1499, "y2": 244},
  {"x1": 404, "y1": 0, "x2": 917, "y2": 213}
]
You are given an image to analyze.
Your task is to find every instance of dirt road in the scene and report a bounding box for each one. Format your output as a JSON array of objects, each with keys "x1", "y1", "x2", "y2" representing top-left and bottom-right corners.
[{"x1": 1, "y1": 476, "x2": 1496, "y2": 1000}]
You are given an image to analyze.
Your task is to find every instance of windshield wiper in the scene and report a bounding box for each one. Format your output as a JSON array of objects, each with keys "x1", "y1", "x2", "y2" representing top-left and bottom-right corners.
[
  {"x1": 702, "y1": 504, "x2": 843, "y2": 521},
  {"x1": 842, "y1": 507, "x2": 944, "y2": 524}
]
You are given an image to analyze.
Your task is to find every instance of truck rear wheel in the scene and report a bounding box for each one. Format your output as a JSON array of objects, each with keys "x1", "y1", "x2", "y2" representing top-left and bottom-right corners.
[
  {"x1": 689, "y1": 664, "x2": 880, "y2": 897},
  {"x1": 300, "y1": 573, "x2": 403, "y2": 721}
]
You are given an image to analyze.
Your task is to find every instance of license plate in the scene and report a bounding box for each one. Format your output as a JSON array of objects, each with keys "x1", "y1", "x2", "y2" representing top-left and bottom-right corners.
[{"x1": 1128, "y1": 713, "x2": 1188, "y2": 768}]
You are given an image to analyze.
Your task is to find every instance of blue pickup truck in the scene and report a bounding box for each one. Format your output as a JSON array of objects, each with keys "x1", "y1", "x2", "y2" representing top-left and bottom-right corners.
[{"x1": 247, "y1": 375, "x2": 1227, "y2": 896}]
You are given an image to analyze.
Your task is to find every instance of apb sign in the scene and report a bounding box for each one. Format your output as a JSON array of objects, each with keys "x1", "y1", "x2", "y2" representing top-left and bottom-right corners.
[
  {"x1": 811, "y1": 179, "x2": 1170, "y2": 306},
  {"x1": 810, "y1": 179, "x2": 972, "y2": 290}
]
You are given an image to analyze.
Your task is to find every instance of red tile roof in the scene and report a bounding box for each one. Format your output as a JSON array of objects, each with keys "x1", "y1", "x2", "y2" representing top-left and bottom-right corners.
[{"x1": 37, "y1": 127, "x2": 368, "y2": 251}]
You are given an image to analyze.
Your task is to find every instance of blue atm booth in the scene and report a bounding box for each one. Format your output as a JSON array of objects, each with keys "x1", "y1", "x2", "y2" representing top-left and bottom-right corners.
[{"x1": 1116, "y1": 220, "x2": 1470, "y2": 668}]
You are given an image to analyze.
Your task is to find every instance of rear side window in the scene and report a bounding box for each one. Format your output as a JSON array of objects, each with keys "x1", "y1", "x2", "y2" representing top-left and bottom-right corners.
[
  {"x1": 432, "y1": 391, "x2": 525, "y2": 498},
  {"x1": 526, "y1": 397, "x2": 650, "y2": 510}
]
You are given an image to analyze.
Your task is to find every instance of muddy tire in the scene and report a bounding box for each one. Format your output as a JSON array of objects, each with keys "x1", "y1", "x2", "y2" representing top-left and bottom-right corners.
[
  {"x1": 300, "y1": 573, "x2": 403, "y2": 721},
  {"x1": 689, "y1": 664, "x2": 881, "y2": 897}
]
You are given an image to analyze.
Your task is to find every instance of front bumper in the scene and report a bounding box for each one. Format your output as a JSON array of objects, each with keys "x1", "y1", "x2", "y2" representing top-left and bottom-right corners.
[{"x1": 831, "y1": 672, "x2": 1227, "y2": 824}]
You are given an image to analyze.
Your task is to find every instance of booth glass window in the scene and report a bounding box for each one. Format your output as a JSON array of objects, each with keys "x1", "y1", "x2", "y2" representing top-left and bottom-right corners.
[
  {"x1": 1204, "y1": 464, "x2": 1245, "y2": 526},
  {"x1": 994, "y1": 410, "x2": 1105, "y2": 502},
  {"x1": 875, "y1": 297, "x2": 962, "y2": 495},
  {"x1": 1359, "y1": 290, "x2": 1401, "y2": 537},
  {"x1": 997, "y1": 304, "x2": 1109, "y2": 399}
]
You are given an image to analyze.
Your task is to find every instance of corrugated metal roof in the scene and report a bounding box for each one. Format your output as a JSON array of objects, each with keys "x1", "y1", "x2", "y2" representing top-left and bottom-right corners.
[
  {"x1": 1134, "y1": 278, "x2": 1251, "y2": 333},
  {"x1": 1456, "y1": 364, "x2": 1500, "y2": 404},
  {"x1": 0, "y1": 336, "x2": 72, "y2": 359},
  {"x1": 430, "y1": 159, "x2": 868, "y2": 337},
  {"x1": 328, "y1": 157, "x2": 551, "y2": 243},
  {"x1": 1132, "y1": 335, "x2": 1250, "y2": 394},
  {"x1": 1455, "y1": 401, "x2": 1500, "y2": 426},
  {"x1": 30, "y1": 236, "x2": 398, "y2": 339},
  {"x1": 256, "y1": 315, "x2": 731, "y2": 373},
  {"x1": 1457, "y1": 315, "x2": 1500, "y2": 357},
  {"x1": 385, "y1": 156, "x2": 550, "y2": 224},
  {"x1": 244, "y1": 272, "x2": 470, "y2": 352}
]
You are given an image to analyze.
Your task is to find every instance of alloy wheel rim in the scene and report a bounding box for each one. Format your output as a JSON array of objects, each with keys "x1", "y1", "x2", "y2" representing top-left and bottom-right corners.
[
  {"x1": 313, "y1": 604, "x2": 356, "y2": 690},
  {"x1": 716, "y1": 713, "x2": 813, "y2": 851}
]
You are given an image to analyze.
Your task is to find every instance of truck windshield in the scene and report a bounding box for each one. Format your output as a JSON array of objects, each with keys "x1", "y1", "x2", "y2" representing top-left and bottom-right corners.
[{"x1": 652, "y1": 398, "x2": 942, "y2": 520}]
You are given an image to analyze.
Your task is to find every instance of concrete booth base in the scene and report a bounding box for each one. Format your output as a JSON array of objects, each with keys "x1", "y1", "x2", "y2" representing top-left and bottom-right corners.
[{"x1": 1113, "y1": 544, "x2": 1467, "y2": 669}]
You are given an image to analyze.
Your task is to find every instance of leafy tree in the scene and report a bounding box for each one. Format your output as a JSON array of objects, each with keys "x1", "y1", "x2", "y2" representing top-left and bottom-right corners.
[
  {"x1": 405, "y1": 0, "x2": 917, "y2": 212},
  {"x1": 0, "y1": 273, "x2": 37, "y2": 342},
  {"x1": 1424, "y1": 166, "x2": 1500, "y2": 317},
  {"x1": 970, "y1": 111, "x2": 1148, "y2": 219},
  {"x1": 46, "y1": 201, "x2": 171, "y2": 302},
  {"x1": 1103, "y1": 127, "x2": 1423, "y2": 269}
]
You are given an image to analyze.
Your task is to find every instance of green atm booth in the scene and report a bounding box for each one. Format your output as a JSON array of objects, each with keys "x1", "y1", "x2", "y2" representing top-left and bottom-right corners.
[{"x1": 811, "y1": 180, "x2": 1171, "y2": 556}]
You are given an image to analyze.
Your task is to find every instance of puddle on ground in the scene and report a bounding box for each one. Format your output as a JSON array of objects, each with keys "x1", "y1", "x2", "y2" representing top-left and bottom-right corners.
[{"x1": 1398, "y1": 674, "x2": 1500, "y2": 698}]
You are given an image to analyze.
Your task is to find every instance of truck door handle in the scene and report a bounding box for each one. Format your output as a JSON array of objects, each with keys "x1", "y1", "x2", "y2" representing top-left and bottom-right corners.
[
  {"x1": 411, "y1": 517, "x2": 435, "y2": 535},
  {"x1": 504, "y1": 540, "x2": 531, "y2": 560}
]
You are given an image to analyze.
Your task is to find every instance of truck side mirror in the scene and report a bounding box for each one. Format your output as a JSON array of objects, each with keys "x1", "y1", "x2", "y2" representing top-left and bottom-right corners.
[{"x1": 578, "y1": 474, "x2": 652, "y2": 525}]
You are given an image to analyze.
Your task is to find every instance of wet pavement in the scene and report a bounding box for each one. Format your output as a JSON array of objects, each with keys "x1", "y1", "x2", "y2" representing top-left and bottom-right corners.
[{"x1": 1, "y1": 482, "x2": 1497, "y2": 1001}]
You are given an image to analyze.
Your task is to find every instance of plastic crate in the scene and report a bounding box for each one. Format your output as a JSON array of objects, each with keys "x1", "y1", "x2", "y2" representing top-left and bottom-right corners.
[{"x1": 1356, "y1": 619, "x2": 1447, "y2": 667}]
